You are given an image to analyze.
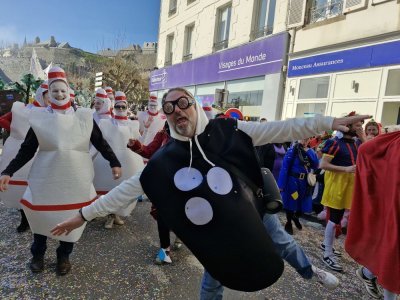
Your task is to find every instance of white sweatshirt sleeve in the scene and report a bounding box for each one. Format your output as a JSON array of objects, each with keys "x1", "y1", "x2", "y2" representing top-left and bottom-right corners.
[
  {"x1": 237, "y1": 116, "x2": 334, "y2": 146},
  {"x1": 82, "y1": 172, "x2": 144, "y2": 221}
]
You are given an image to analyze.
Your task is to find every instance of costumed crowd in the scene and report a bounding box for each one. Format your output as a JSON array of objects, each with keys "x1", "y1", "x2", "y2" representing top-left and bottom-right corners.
[{"x1": 0, "y1": 67, "x2": 398, "y2": 299}]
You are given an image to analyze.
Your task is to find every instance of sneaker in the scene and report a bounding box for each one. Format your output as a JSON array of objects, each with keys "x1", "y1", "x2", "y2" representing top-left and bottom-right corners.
[
  {"x1": 104, "y1": 215, "x2": 114, "y2": 229},
  {"x1": 311, "y1": 265, "x2": 339, "y2": 290},
  {"x1": 155, "y1": 248, "x2": 172, "y2": 265},
  {"x1": 317, "y1": 209, "x2": 327, "y2": 220},
  {"x1": 355, "y1": 267, "x2": 383, "y2": 299},
  {"x1": 173, "y1": 238, "x2": 182, "y2": 250},
  {"x1": 114, "y1": 215, "x2": 125, "y2": 225},
  {"x1": 320, "y1": 243, "x2": 342, "y2": 257},
  {"x1": 322, "y1": 255, "x2": 343, "y2": 272}
]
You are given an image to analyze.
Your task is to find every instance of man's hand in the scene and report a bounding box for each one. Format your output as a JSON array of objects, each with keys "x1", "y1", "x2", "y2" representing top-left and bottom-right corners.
[
  {"x1": 127, "y1": 139, "x2": 142, "y2": 152},
  {"x1": 355, "y1": 127, "x2": 367, "y2": 143},
  {"x1": 112, "y1": 167, "x2": 122, "y2": 180},
  {"x1": 51, "y1": 214, "x2": 86, "y2": 236},
  {"x1": 332, "y1": 115, "x2": 371, "y2": 132},
  {"x1": 344, "y1": 165, "x2": 356, "y2": 173},
  {"x1": 0, "y1": 175, "x2": 11, "y2": 192}
]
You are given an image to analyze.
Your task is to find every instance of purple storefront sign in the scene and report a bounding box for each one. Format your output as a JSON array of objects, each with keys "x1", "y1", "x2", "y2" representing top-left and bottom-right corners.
[{"x1": 150, "y1": 32, "x2": 289, "y2": 91}]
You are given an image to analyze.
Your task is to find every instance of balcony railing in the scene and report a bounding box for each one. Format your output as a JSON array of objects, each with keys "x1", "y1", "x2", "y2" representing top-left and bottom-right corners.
[
  {"x1": 251, "y1": 25, "x2": 273, "y2": 40},
  {"x1": 183, "y1": 53, "x2": 192, "y2": 61},
  {"x1": 213, "y1": 39, "x2": 229, "y2": 52},
  {"x1": 308, "y1": 0, "x2": 343, "y2": 24}
]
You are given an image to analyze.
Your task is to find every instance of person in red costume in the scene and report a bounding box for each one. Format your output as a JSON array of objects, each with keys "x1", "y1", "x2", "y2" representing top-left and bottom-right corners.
[{"x1": 345, "y1": 127, "x2": 400, "y2": 300}]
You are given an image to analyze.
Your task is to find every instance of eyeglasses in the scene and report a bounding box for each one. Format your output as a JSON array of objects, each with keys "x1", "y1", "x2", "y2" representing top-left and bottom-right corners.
[
  {"x1": 162, "y1": 97, "x2": 194, "y2": 115},
  {"x1": 114, "y1": 105, "x2": 127, "y2": 110}
]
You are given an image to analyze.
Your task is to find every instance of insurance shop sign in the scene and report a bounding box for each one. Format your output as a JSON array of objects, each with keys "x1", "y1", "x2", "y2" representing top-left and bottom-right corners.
[{"x1": 149, "y1": 32, "x2": 289, "y2": 91}]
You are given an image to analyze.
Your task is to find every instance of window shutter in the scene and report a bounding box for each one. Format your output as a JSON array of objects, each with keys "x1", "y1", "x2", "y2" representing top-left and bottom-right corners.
[
  {"x1": 343, "y1": 0, "x2": 368, "y2": 13},
  {"x1": 287, "y1": 0, "x2": 307, "y2": 29}
]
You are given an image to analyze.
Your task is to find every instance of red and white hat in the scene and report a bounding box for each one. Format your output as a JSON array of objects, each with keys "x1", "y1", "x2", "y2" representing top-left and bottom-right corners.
[
  {"x1": 40, "y1": 80, "x2": 49, "y2": 91},
  {"x1": 48, "y1": 66, "x2": 68, "y2": 87},
  {"x1": 105, "y1": 87, "x2": 113, "y2": 94},
  {"x1": 115, "y1": 91, "x2": 127, "y2": 105},
  {"x1": 202, "y1": 101, "x2": 214, "y2": 120},
  {"x1": 95, "y1": 88, "x2": 109, "y2": 101},
  {"x1": 95, "y1": 88, "x2": 111, "y2": 114},
  {"x1": 148, "y1": 95, "x2": 158, "y2": 106}
]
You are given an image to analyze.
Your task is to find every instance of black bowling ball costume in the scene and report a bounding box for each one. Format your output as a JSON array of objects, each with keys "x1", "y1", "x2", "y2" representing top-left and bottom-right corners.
[{"x1": 140, "y1": 118, "x2": 283, "y2": 291}]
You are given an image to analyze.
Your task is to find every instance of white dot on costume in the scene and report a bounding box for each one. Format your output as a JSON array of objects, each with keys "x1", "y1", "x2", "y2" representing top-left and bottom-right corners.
[
  {"x1": 206, "y1": 167, "x2": 233, "y2": 195},
  {"x1": 174, "y1": 167, "x2": 203, "y2": 191},
  {"x1": 185, "y1": 197, "x2": 213, "y2": 225}
]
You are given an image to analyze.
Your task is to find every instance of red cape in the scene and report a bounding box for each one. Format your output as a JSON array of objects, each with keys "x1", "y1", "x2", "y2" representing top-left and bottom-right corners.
[{"x1": 345, "y1": 131, "x2": 400, "y2": 293}]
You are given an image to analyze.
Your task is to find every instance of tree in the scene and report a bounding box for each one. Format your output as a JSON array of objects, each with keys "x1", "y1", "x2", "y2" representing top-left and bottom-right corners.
[
  {"x1": 103, "y1": 55, "x2": 149, "y2": 105},
  {"x1": 11, "y1": 74, "x2": 42, "y2": 104}
]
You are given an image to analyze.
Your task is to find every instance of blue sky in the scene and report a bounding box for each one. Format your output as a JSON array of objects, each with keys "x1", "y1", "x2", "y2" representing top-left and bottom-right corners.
[{"x1": 0, "y1": 0, "x2": 161, "y2": 53}]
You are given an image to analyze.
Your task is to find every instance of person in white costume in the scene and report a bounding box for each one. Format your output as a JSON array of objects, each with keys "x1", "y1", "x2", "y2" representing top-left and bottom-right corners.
[
  {"x1": 93, "y1": 88, "x2": 112, "y2": 124},
  {"x1": 105, "y1": 86, "x2": 115, "y2": 115},
  {"x1": 0, "y1": 67, "x2": 121, "y2": 276},
  {"x1": 0, "y1": 81, "x2": 49, "y2": 232},
  {"x1": 138, "y1": 95, "x2": 166, "y2": 145},
  {"x1": 92, "y1": 91, "x2": 144, "y2": 229}
]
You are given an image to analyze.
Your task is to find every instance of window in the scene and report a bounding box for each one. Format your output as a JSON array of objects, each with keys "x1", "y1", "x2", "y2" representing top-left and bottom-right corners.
[
  {"x1": 183, "y1": 23, "x2": 195, "y2": 61},
  {"x1": 226, "y1": 77, "x2": 265, "y2": 107},
  {"x1": 298, "y1": 76, "x2": 329, "y2": 99},
  {"x1": 385, "y1": 69, "x2": 400, "y2": 96},
  {"x1": 187, "y1": 0, "x2": 196, "y2": 4},
  {"x1": 195, "y1": 82, "x2": 225, "y2": 106},
  {"x1": 251, "y1": 0, "x2": 276, "y2": 40},
  {"x1": 308, "y1": 0, "x2": 344, "y2": 24},
  {"x1": 169, "y1": 0, "x2": 177, "y2": 16},
  {"x1": 165, "y1": 34, "x2": 174, "y2": 66},
  {"x1": 213, "y1": 4, "x2": 232, "y2": 52},
  {"x1": 296, "y1": 103, "x2": 326, "y2": 117}
]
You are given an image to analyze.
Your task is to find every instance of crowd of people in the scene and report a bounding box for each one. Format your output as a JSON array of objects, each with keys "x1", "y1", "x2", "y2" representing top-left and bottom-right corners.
[{"x1": 0, "y1": 67, "x2": 398, "y2": 299}]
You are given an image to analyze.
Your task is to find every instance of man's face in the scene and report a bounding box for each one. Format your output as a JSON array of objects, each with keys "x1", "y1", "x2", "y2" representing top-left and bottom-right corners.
[
  {"x1": 50, "y1": 81, "x2": 68, "y2": 101},
  {"x1": 165, "y1": 90, "x2": 197, "y2": 138},
  {"x1": 347, "y1": 121, "x2": 364, "y2": 137},
  {"x1": 43, "y1": 91, "x2": 50, "y2": 106}
]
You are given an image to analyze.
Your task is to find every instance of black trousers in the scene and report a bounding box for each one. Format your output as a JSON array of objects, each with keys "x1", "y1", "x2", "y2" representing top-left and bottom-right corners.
[
  {"x1": 31, "y1": 234, "x2": 74, "y2": 259},
  {"x1": 157, "y1": 216, "x2": 171, "y2": 249}
]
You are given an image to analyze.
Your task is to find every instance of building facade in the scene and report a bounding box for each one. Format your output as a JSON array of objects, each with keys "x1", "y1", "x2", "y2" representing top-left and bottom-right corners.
[
  {"x1": 283, "y1": 0, "x2": 400, "y2": 126},
  {"x1": 151, "y1": 0, "x2": 289, "y2": 121},
  {"x1": 151, "y1": 0, "x2": 400, "y2": 125}
]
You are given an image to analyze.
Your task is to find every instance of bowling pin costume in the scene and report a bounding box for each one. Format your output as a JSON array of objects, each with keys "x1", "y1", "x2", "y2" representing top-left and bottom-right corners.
[
  {"x1": 138, "y1": 95, "x2": 166, "y2": 145},
  {"x1": 93, "y1": 88, "x2": 112, "y2": 124}
]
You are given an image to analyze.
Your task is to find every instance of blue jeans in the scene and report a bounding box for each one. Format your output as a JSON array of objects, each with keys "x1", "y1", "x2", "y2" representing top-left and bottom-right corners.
[{"x1": 200, "y1": 213, "x2": 313, "y2": 300}]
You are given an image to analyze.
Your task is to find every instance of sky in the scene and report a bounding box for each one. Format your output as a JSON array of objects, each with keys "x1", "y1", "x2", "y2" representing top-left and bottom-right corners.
[{"x1": 0, "y1": 0, "x2": 161, "y2": 53}]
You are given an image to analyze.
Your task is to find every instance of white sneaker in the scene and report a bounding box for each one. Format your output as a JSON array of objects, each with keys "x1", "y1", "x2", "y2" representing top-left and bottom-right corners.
[
  {"x1": 173, "y1": 238, "x2": 182, "y2": 250},
  {"x1": 114, "y1": 215, "x2": 125, "y2": 225},
  {"x1": 155, "y1": 248, "x2": 172, "y2": 265},
  {"x1": 104, "y1": 215, "x2": 114, "y2": 229},
  {"x1": 312, "y1": 265, "x2": 339, "y2": 290}
]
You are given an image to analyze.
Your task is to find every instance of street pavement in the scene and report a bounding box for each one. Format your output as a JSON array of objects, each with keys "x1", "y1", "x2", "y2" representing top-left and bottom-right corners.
[{"x1": 0, "y1": 199, "x2": 383, "y2": 300}]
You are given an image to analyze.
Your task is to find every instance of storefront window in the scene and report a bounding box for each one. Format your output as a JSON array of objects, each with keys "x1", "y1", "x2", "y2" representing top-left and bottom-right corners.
[
  {"x1": 298, "y1": 76, "x2": 329, "y2": 99},
  {"x1": 195, "y1": 82, "x2": 225, "y2": 106},
  {"x1": 226, "y1": 77, "x2": 264, "y2": 107},
  {"x1": 385, "y1": 69, "x2": 400, "y2": 96},
  {"x1": 295, "y1": 103, "x2": 326, "y2": 117}
]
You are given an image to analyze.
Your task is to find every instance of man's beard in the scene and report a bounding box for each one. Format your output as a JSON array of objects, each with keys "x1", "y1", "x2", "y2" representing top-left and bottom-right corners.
[{"x1": 175, "y1": 122, "x2": 195, "y2": 137}]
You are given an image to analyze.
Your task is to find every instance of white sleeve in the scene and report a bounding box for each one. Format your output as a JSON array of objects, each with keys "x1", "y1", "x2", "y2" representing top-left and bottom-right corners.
[
  {"x1": 237, "y1": 116, "x2": 334, "y2": 146},
  {"x1": 82, "y1": 172, "x2": 144, "y2": 221}
]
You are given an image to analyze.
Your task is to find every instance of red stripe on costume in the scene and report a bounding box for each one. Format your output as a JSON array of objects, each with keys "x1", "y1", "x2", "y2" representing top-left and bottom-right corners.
[
  {"x1": 41, "y1": 84, "x2": 49, "y2": 89},
  {"x1": 115, "y1": 96, "x2": 126, "y2": 100},
  {"x1": 114, "y1": 116, "x2": 128, "y2": 120},
  {"x1": 20, "y1": 196, "x2": 98, "y2": 211},
  {"x1": 9, "y1": 180, "x2": 28, "y2": 186},
  {"x1": 51, "y1": 102, "x2": 71, "y2": 110},
  {"x1": 327, "y1": 140, "x2": 337, "y2": 155},
  {"x1": 48, "y1": 72, "x2": 66, "y2": 79},
  {"x1": 96, "y1": 93, "x2": 108, "y2": 98},
  {"x1": 33, "y1": 101, "x2": 42, "y2": 107},
  {"x1": 105, "y1": 89, "x2": 113, "y2": 93},
  {"x1": 345, "y1": 143, "x2": 356, "y2": 165},
  {"x1": 99, "y1": 111, "x2": 111, "y2": 115},
  {"x1": 203, "y1": 107, "x2": 212, "y2": 111},
  {"x1": 148, "y1": 111, "x2": 158, "y2": 116},
  {"x1": 96, "y1": 191, "x2": 108, "y2": 195}
]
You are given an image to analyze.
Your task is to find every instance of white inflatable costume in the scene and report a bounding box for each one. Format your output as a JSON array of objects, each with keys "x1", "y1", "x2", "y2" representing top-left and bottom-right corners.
[
  {"x1": 93, "y1": 91, "x2": 144, "y2": 215},
  {"x1": 93, "y1": 88, "x2": 112, "y2": 124},
  {"x1": 138, "y1": 95, "x2": 166, "y2": 145}
]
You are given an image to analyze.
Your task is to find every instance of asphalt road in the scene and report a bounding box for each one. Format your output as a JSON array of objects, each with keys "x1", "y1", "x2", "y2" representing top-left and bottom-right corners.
[{"x1": 0, "y1": 199, "x2": 386, "y2": 300}]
